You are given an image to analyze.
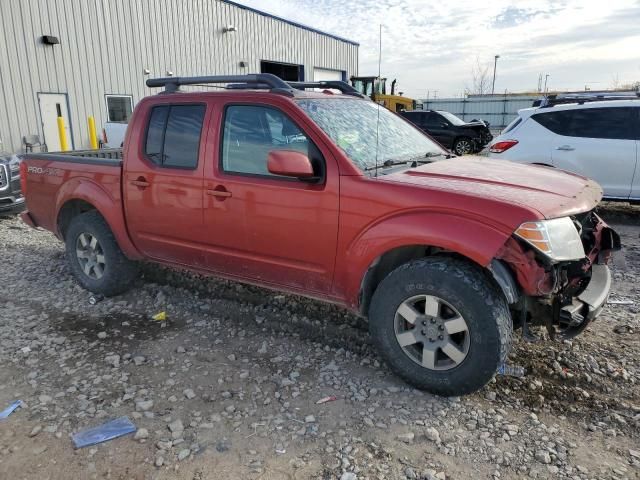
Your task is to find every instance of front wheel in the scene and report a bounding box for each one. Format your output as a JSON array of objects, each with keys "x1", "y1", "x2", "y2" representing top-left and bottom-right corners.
[
  {"x1": 368, "y1": 257, "x2": 512, "y2": 396},
  {"x1": 453, "y1": 137, "x2": 474, "y2": 156},
  {"x1": 65, "y1": 210, "x2": 138, "y2": 296}
]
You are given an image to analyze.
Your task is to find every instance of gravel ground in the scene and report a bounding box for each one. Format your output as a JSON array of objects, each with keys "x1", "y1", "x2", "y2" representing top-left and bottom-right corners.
[{"x1": 0, "y1": 203, "x2": 638, "y2": 480}]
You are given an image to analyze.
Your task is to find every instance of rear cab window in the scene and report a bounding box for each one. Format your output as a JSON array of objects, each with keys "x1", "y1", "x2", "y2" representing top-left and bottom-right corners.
[{"x1": 144, "y1": 104, "x2": 206, "y2": 168}]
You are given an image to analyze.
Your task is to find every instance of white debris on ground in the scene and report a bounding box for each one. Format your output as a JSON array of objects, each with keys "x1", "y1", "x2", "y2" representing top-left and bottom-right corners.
[{"x1": 0, "y1": 203, "x2": 638, "y2": 479}]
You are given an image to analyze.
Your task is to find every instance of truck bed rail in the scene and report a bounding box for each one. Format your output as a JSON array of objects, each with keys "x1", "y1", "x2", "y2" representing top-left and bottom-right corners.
[{"x1": 21, "y1": 148, "x2": 123, "y2": 166}]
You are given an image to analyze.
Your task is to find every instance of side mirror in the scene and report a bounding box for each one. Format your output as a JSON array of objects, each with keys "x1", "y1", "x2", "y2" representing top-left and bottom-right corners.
[{"x1": 267, "y1": 150, "x2": 315, "y2": 179}]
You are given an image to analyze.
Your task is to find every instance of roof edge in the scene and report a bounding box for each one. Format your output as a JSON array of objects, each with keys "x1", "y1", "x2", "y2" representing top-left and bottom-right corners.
[{"x1": 222, "y1": 0, "x2": 360, "y2": 46}]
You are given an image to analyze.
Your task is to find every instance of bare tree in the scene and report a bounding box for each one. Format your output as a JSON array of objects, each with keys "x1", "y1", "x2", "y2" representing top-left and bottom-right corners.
[
  {"x1": 610, "y1": 73, "x2": 621, "y2": 90},
  {"x1": 620, "y1": 80, "x2": 640, "y2": 91},
  {"x1": 468, "y1": 57, "x2": 491, "y2": 95}
]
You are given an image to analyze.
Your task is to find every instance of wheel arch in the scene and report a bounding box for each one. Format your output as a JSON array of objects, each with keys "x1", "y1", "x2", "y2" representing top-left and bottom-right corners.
[
  {"x1": 341, "y1": 211, "x2": 513, "y2": 315},
  {"x1": 54, "y1": 180, "x2": 143, "y2": 260}
]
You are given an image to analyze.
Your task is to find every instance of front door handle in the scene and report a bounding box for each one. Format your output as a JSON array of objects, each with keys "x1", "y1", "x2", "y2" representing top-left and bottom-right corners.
[
  {"x1": 556, "y1": 145, "x2": 575, "y2": 151},
  {"x1": 206, "y1": 187, "x2": 232, "y2": 199},
  {"x1": 131, "y1": 177, "x2": 150, "y2": 188}
]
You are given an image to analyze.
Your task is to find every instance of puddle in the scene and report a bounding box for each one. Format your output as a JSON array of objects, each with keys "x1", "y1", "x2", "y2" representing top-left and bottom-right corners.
[{"x1": 51, "y1": 309, "x2": 185, "y2": 344}]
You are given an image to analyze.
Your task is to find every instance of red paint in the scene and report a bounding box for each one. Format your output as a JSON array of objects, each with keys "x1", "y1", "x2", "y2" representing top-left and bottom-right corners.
[
  {"x1": 267, "y1": 150, "x2": 315, "y2": 178},
  {"x1": 495, "y1": 237, "x2": 554, "y2": 296},
  {"x1": 20, "y1": 90, "x2": 610, "y2": 312}
]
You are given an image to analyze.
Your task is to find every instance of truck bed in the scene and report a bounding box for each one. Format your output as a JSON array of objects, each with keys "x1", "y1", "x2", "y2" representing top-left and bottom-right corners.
[{"x1": 20, "y1": 148, "x2": 124, "y2": 235}]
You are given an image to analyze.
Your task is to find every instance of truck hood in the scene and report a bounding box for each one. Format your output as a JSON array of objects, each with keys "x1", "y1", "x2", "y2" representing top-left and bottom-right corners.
[{"x1": 383, "y1": 156, "x2": 602, "y2": 219}]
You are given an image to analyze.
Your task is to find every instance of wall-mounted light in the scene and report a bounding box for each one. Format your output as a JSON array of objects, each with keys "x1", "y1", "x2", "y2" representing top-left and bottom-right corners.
[
  {"x1": 143, "y1": 68, "x2": 151, "y2": 75},
  {"x1": 41, "y1": 35, "x2": 59, "y2": 45},
  {"x1": 239, "y1": 61, "x2": 247, "y2": 68},
  {"x1": 166, "y1": 71, "x2": 174, "y2": 77},
  {"x1": 223, "y1": 25, "x2": 237, "y2": 33}
]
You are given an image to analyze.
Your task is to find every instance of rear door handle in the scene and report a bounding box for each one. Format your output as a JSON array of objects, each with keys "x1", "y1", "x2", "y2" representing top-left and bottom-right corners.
[
  {"x1": 206, "y1": 187, "x2": 232, "y2": 199},
  {"x1": 556, "y1": 145, "x2": 575, "y2": 151},
  {"x1": 131, "y1": 177, "x2": 150, "y2": 188}
]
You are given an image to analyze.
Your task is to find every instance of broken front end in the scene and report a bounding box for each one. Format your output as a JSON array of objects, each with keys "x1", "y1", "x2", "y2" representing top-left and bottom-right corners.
[{"x1": 492, "y1": 211, "x2": 620, "y2": 340}]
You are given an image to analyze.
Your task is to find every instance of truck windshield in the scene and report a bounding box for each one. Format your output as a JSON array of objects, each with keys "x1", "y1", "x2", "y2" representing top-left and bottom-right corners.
[{"x1": 296, "y1": 98, "x2": 446, "y2": 173}]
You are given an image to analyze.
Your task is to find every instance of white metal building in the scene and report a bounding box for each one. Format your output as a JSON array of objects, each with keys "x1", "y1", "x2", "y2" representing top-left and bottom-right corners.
[{"x1": 0, "y1": 0, "x2": 359, "y2": 153}]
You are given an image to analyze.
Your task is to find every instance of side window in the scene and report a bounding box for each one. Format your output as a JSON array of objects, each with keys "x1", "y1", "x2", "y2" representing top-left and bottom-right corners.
[
  {"x1": 533, "y1": 107, "x2": 637, "y2": 140},
  {"x1": 567, "y1": 107, "x2": 636, "y2": 140},
  {"x1": 424, "y1": 112, "x2": 443, "y2": 127},
  {"x1": 221, "y1": 105, "x2": 320, "y2": 177},
  {"x1": 144, "y1": 104, "x2": 206, "y2": 169}
]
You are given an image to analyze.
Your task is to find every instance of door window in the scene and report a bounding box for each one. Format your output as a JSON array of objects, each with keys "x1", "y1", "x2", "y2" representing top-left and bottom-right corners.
[
  {"x1": 221, "y1": 105, "x2": 320, "y2": 177},
  {"x1": 144, "y1": 104, "x2": 206, "y2": 169},
  {"x1": 532, "y1": 107, "x2": 638, "y2": 140},
  {"x1": 424, "y1": 112, "x2": 444, "y2": 127}
]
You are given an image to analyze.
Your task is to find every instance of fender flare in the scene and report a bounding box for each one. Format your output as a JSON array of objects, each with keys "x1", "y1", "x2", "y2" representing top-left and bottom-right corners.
[
  {"x1": 338, "y1": 211, "x2": 513, "y2": 309},
  {"x1": 54, "y1": 178, "x2": 143, "y2": 260}
]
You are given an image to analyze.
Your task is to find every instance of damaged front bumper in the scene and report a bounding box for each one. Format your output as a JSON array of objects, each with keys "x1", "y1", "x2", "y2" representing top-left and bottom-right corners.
[
  {"x1": 493, "y1": 211, "x2": 620, "y2": 339},
  {"x1": 559, "y1": 263, "x2": 611, "y2": 336}
]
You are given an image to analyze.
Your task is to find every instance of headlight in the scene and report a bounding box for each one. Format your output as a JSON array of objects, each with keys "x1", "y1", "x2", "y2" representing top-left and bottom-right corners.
[{"x1": 514, "y1": 217, "x2": 585, "y2": 262}]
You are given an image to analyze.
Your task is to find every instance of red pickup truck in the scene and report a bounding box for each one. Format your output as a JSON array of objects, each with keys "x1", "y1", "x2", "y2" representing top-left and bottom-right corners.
[{"x1": 19, "y1": 74, "x2": 620, "y2": 396}]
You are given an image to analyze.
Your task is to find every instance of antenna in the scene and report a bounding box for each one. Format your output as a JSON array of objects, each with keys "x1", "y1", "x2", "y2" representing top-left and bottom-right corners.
[{"x1": 374, "y1": 24, "x2": 382, "y2": 178}]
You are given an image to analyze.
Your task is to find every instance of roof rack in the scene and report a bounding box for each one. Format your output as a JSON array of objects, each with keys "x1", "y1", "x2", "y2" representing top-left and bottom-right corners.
[
  {"x1": 537, "y1": 91, "x2": 640, "y2": 107},
  {"x1": 288, "y1": 81, "x2": 366, "y2": 98},
  {"x1": 145, "y1": 74, "x2": 369, "y2": 99},
  {"x1": 146, "y1": 73, "x2": 293, "y2": 94}
]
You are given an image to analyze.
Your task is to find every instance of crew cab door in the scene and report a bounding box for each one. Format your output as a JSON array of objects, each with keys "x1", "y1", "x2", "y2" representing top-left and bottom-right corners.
[
  {"x1": 544, "y1": 106, "x2": 638, "y2": 198},
  {"x1": 202, "y1": 102, "x2": 339, "y2": 294},
  {"x1": 423, "y1": 112, "x2": 454, "y2": 148},
  {"x1": 124, "y1": 101, "x2": 210, "y2": 265}
]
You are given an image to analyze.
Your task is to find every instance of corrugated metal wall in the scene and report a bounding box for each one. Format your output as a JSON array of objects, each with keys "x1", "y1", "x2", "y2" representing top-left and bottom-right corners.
[
  {"x1": 0, "y1": 0, "x2": 359, "y2": 153},
  {"x1": 418, "y1": 95, "x2": 539, "y2": 132}
]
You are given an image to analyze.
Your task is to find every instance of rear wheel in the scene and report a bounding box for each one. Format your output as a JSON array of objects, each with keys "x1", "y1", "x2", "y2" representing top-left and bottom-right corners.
[
  {"x1": 368, "y1": 257, "x2": 512, "y2": 396},
  {"x1": 453, "y1": 137, "x2": 474, "y2": 156},
  {"x1": 65, "y1": 211, "x2": 138, "y2": 296}
]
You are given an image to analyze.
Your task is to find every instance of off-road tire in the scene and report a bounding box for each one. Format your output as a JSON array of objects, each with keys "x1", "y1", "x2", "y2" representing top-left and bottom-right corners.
[
  {"x1": 369, "y1": 257, "x2": 512, "y2": 396},
  {"x1": 453, "y1": 137, "x2": 474, "y2": 156},
  {"x1": 65, "y1": 210, "x2": 138, "y2": 296}
]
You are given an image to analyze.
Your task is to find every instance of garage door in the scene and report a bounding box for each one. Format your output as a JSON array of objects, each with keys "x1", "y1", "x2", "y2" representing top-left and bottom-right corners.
[{"x1": 313, "y1": 68, "x2": 343, "y2": 82}]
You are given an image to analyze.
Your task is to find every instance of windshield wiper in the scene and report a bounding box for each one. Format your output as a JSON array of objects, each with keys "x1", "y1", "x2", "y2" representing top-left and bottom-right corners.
[{"x1": 364, "y1": 152, "x2": 452, "y2": 172}]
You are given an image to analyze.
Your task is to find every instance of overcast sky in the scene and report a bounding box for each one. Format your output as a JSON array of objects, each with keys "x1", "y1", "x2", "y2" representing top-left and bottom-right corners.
[{"x1": 238, "y1": 0, "x2": 640, "y2": 99}]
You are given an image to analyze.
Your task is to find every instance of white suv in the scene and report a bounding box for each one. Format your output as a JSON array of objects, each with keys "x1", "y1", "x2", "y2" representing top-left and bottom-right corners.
[{"x1": 488, "y1": 98, "x2": 640, "y2": 200}]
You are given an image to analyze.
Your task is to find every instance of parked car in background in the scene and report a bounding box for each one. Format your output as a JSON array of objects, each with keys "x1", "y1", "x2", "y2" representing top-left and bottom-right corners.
[
  {"x1": 19, "y1": 74, "x2": 619, "y2": 396},
  {"x1": 400, "y1": 110, "x2": 493, "y2": 155},
  {"x1": 102, "y1": 121, "x2": 128, "y2": 148},
  {"x1": 0, "y1": 153, "x2": 24, "y2": 215},
  {"x1": 489, "y1": 95, "x2": 640, "y2": 201}
]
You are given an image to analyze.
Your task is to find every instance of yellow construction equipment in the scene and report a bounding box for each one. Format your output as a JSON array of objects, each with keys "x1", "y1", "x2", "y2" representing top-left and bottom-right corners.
[{"x1": 350, "y1": 76, "x2": 415, "y2": 112}]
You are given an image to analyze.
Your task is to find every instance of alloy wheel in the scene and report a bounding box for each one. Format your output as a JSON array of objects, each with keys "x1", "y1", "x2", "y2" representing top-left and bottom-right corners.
[
  {"x1": 75, "y1": 233, "x2": 106, "y2": 280},
  {"x1": 455, "y1": 139, "x2": 472, "y2": 155},
  {"x1": 394, "y1": 294, "x2": 470, "y2": 371}
]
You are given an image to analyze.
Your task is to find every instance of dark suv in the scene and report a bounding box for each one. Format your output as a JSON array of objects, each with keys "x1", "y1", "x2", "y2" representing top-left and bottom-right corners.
[
  {"x1": 0, "y1": 154, "x2": 24, "y2": 215},
  {"x1": 401, "y1": 110, "x2": 493, "y2": 156}
]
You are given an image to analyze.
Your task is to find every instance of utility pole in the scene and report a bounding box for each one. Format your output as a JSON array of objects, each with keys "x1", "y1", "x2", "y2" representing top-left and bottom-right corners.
[{"x1": 491, "y1": 55, "x2": 500, "y2": 94}]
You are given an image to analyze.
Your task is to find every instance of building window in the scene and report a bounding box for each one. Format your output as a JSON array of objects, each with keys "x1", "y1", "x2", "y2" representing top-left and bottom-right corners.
[
  {"x1": 106, "y1": 95, "x2": 134, "y2": 123},
  {"x1": 144, "y1": 104, "x2": 206, "y2": 169}
]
